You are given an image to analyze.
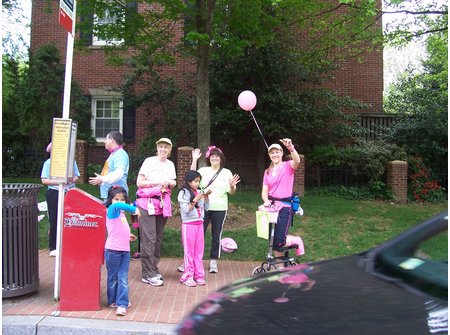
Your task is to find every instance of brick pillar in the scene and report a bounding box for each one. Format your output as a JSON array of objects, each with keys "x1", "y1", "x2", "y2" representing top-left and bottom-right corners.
[
  {"x1": 75, "y1": 140, "x2": 89, "y2": 184},
  {"x1": 386, "y1": 160, "x2": 408, "y2": 204},
  {"x1": 177, "y1": 146, "x2": 194, "y2": 187},
  {"x1": 293, "y1": 154, "x2": 305, "y2": 197}
]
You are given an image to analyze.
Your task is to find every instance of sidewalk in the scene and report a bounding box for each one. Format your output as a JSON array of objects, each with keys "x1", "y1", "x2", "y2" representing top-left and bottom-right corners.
[{"x1": 3, "y1": 250, "x2": 258, "y2": 334}]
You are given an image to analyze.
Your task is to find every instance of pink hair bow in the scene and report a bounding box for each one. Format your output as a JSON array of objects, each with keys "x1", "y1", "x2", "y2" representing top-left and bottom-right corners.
[{"x1": 205, "y1": 145, "x2": 223, "y2": 158}]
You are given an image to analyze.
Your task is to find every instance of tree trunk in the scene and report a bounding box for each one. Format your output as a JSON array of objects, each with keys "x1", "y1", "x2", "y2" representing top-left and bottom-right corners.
[
  {"x1": 196, "y1": 43, "x2": 210, "y2": 166},
  {"x1": 195, "y1": 0, "x2": 215, "y2": 168}
]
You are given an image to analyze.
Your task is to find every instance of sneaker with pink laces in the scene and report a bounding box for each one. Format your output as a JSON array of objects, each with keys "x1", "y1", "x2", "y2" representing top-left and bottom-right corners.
[
  {"x1": 131, "y1": 252, "x2": 141, "y2": 260},
  {"x1": 195, "y1": 279, "x2": 206, "y2": 286},
  {"x1": 181, "y1": 278, "x2": 197, "y2": 287}
]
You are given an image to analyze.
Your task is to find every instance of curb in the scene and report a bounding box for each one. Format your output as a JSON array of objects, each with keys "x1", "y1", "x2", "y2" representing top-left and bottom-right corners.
[{"x1": 2, "y1": 315, "x2": 177, "y2": 335}]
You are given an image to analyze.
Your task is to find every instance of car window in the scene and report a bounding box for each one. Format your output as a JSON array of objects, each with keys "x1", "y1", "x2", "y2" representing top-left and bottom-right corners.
[
  {"x1": 415, "y1": 231, "x2": 448, "y2": 262},
  {"x1": 374, "y1": 214, "x2": 448, "y2": 299}
]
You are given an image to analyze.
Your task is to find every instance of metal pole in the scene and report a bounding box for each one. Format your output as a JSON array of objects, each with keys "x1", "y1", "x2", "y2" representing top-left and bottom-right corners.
[
  {"x1": 54, "y1": 183, "x2": 65, "y2": 300},
  {"x1": 54, "y1": 29, "x2": 74, "y2": 301}
]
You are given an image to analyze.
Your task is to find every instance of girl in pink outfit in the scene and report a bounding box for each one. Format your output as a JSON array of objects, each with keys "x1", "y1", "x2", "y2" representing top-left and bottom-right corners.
[
  {"x1": 104, "y1": 186, "x2": 140, "y2": 316},
  {"x1": 178, "y1": 170, "x2": 211, "y2": 287}
]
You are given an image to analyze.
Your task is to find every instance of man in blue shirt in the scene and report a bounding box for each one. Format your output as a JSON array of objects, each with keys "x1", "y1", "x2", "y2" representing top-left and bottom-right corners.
[{"x1": 89, "y1": 131, "x2": 129, "y2": 201}]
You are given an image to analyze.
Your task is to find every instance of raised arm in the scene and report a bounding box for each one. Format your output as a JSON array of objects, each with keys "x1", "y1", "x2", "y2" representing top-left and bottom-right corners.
[
  {"x1": 280, "y1": 138, "x2": 300, "y2": 170},
  {"x1": 190, "y1": 148, "x2": 202, "y2": 170}
]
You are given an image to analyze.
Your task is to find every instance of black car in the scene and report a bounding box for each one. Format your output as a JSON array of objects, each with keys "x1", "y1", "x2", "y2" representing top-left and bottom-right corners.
[{"x1": 177, "y1": 212, "x2": 448, "y2": 335}]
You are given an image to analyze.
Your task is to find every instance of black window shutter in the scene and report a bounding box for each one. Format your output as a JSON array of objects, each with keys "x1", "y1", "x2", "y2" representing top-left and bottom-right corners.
[
  {"x1": 79, "y1": 13, "x2": 93, "y2": 46},
  {"x1": 125, "y1": 2, "x2": 138, "y2": 46},
  {"x1": 123, "y1": 104, "x2": 135, "y2": 142}
]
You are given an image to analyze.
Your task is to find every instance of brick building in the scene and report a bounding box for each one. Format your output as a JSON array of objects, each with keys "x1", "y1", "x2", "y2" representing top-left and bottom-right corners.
[{"x1": 30, "y1": 0, "x2": 383, "y2": 187}]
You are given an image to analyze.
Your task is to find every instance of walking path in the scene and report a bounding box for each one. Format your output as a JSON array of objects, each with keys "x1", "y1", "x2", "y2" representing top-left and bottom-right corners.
[{"x1": 3, "y1": 250, "x2": 258, "y2": 334}]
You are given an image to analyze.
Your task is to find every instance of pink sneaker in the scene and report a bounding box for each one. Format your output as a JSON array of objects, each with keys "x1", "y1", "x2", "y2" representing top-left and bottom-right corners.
[{"x1": 181, "y1": 278, "x2": 197, "y2": 287}]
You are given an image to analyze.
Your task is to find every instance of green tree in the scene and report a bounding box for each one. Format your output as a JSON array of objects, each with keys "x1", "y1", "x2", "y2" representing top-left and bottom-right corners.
[
  {"x1": 75, "y1": 0, "x2": 447, "y2": 159},
  {"x1": 2, "y1": 44, "x2": 95, "y2": 176},
  {"x1": 384, "y1": 31, "x2": 447, "y2": 171},
  {"x1": 2, "y1": 0, "x2": 30, "y2": 59},
  {"x1": 17, "y1": 44, "x2": 65, "y2": 145},
  {"x1": 76, "y1": 0, "x2": 387, "y2": 153},
  {"x1": 209, "y1": 41, "x2": 366, "y2": 147},
  {"x1": 383, "y1": 0, "x2": 448, "y2": 46}
]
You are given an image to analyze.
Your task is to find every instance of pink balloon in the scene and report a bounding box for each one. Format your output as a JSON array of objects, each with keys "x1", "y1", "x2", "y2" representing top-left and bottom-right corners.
[{"x1": 238, "y1": 90, "x2": 257, "y2": 111}]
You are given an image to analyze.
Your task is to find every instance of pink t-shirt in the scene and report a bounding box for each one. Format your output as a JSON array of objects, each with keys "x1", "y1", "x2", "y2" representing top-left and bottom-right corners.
[
  {"x1": 262, "y1": 160, "x2": 295, "y2": 206},
  {"x1": 105, "y1": 212, "x2": 131, "y2": 252}
]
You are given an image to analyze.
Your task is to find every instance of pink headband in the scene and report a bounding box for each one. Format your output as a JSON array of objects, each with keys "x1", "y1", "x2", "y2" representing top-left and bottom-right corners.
[{"x1": 205, "y1": 146, "x2": 223, "y2": 159}]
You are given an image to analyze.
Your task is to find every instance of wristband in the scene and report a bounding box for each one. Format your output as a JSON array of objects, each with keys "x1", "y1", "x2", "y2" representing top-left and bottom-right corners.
[{"x1": 287, "y1": 145, "x2": 295, "y2": 152}]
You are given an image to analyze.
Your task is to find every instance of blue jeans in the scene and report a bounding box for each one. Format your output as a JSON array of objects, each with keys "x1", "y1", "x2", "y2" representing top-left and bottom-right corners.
[{"x1": 105, "y1": 249, "x2": 130, "y2": 307}]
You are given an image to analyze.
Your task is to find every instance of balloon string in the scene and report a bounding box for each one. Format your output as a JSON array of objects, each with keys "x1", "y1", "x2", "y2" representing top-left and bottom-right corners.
[{"x1": 250, "y1": 111, "x2": 268, "y2": 149}]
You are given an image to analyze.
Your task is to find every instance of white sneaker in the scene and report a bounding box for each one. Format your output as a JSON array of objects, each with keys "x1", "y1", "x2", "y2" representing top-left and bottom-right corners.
[
  {"x1": 177, "y1": 264, "x2": 185, "y2": 272},
  {"x1": 116, "y1": 306, "x2": 127, "y2": 316},
  {"x1": 156, "y1": 273, "x2": 163, "y2": 280},
  {"x1": 209, "y1": 260, "x2": 218, "y2": 273},
  {"x1": 49, "y1": 250, "x2": 57, "y2": 257},
  {"x1": 141, "y1": 275, "x2": 163, "y2": 286}
]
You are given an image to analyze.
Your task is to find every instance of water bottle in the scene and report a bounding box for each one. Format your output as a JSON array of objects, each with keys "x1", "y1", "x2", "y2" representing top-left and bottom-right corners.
[{"x1": 292, "y1": 194, "x2": 300, "y2": 212}]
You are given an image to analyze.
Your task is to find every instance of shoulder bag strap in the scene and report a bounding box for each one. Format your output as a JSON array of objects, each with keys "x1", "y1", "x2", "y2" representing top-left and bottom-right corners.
[{"x1": 205, "y1": 167, "x2": 223, "y2": 188}]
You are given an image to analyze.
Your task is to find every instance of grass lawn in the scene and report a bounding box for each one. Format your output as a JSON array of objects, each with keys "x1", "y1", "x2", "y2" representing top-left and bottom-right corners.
[{"x1": 3, "y1": 178, "x2": 447, "y2": 262}]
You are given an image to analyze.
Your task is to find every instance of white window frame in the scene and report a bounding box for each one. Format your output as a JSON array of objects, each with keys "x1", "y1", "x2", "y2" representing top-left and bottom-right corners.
[
  {"x1": 92, "y1": 8, "x2": 124, "y2": 46},
  {"x1": 90, "y1": 92, "x2": 124, "y2": 142}
]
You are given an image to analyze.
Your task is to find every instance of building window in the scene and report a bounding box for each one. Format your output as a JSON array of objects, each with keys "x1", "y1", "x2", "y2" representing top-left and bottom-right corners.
[
  {"x1": 92, "y1": 8, "x2": 123, "y2": 46},
  {"x1": 91, "y1": 97, "x2": 123, "y2": 140}
]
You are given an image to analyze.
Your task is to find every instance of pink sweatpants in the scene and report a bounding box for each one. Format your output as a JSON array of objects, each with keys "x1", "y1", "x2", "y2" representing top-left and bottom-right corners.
[{"x1": 181, "y1": 222, "x2": 205, "y2": 282}]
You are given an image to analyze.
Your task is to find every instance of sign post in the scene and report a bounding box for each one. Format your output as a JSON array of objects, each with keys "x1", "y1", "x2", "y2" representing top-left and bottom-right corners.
[{"x1": 53, "y1": 0, "x2": 77, "y2": 300}]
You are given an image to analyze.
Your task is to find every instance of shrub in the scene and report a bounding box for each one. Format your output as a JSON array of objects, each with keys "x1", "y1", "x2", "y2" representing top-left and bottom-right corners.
[
  {"x1": 408, "y1": 156, "x2": 446, "y2": 203},
  {"x1": 87, "y1": 163, "x2": 103, "y2": 178}
]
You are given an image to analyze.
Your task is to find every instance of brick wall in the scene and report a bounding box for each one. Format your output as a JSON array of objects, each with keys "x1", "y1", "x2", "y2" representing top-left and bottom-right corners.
[
  {"x1": 75, "y1": 140, "x2": 89, "y2": 183},
  {"x1": 385, "y1": 161, "x2": 408, "y2": 203},
  {"x1": 294, "y1": 155, "x2": 305, "y2": 197},
  {"x1": 176, "y1": 146, "x2": 195, "y2": 187}
]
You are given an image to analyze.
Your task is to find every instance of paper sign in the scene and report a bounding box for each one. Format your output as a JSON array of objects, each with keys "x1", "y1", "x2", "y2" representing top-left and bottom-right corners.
[{"x1": 256, "y1": 211, "x2": 270, "y2": 239}]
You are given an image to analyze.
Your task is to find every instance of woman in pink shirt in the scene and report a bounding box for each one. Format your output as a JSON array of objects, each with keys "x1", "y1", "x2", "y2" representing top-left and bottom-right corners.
[{"x1": 261, "y1": 138, "x2": 301, "y2": 258}]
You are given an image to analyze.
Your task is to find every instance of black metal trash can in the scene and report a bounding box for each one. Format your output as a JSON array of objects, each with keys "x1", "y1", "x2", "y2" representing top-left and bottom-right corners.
[{"x1": 2, "y1": 183, "x2": 42, "y2": 298}]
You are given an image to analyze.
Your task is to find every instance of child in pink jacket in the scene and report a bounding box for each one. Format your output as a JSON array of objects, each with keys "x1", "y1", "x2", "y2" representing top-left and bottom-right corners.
[{"x1": 178, "y1": 170, "x2": 211, "y2": 287}]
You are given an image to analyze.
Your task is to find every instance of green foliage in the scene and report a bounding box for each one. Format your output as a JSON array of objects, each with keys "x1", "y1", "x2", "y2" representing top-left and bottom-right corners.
[
  {"x1": 408, "y1": 156, "x2": 446, "y2": 203},
  {"x1": 306, "y1": 182, "x2": 394, "y2": 201},
  {"x1": 209, "y1": 41, "x2": 367, "y2": 147},
  {"x1": 343, "y1": 138, "x2": 408, "y2": 182},
  {"x1": 384, "y1": 31, "x2": 447, "y2": 172},
  {"x1": 2, "y1": 0, "x2": 29, "y2": 59},
  {"x1": 70, "y1": 83, "x2": 96, "y2": 144},
  {"x1": 2, "y1": 45, "x2": 97, "y2": 176},
  {"x1": 383, "y1": 0, "x2": 448, "y2": 46},
  {"x1": 17, "y1": 44, "x2": 65, "y2": 145},
  {"x1": 308, "y1": 139, "x2": 407, "y2": 183},
  {"x1": 118, "y1": 58, "x2": 197, "y2": 148},
  {"x1": 87, "y1": 163, "x2": 103, "y2": 178},
  {"x1": 2, "y1": 55, "x2": 27, "y2": 147}
]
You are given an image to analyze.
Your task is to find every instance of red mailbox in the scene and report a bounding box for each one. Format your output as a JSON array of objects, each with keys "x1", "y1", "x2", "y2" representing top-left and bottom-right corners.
[{"x1": 59, "y1": 188, "x2": 106, "y2": 311}]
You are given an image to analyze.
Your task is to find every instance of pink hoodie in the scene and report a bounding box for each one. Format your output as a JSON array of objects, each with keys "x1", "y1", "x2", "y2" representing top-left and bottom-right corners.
[{"x1": 136, "y1": 186, "x2": 172, "y2": 217}]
